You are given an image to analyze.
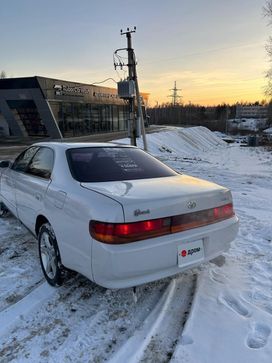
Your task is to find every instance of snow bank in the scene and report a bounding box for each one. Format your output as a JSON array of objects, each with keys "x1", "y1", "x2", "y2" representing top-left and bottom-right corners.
[
  {"x1": 114, "y1": 126, "x2": 227, "y2": 157},
  {"x1": 263, "y1": 127, "x2": 272, "y2": 134}
]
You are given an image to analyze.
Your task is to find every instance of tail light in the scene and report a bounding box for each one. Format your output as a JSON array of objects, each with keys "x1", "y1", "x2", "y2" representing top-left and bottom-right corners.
[
  {"x1": 171, "y1": 203, "x2": 234, "y2": 233},
  {"x1": 90, "y1": 203, "x2": 235, "y2": 244},
  {"x1": 90, "y1": 218, "x2": 171, "y2": 244}
]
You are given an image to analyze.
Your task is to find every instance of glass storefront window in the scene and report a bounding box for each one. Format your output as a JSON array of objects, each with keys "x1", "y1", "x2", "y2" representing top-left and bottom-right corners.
[
  {"x1": 49, "y1": 101, "x2": 128, "y2": 137},
  {"x1": 119, "y1": 105, "x2": 129, "y2": 131},
  {"x1": 112, "y1": 106, "x2": 119, "y2": 131},
  {"x1": 0, "y1": 109, "x2": 9, "y2": 136},
  {"x1": 7, "y1": 100, "x2": 48, "y2": 137}
]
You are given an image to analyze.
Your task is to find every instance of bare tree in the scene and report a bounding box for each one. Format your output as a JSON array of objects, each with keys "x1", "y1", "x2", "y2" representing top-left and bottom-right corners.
[
  {"x1": 264, "y1": 0, "x2": 272, "y2": 19},
  {"x1": 0, "y1": 70, "x2": 6, "y2": 79},
  {"x1": 264, "y1": 1, "x2": 272, "y2": 95}
]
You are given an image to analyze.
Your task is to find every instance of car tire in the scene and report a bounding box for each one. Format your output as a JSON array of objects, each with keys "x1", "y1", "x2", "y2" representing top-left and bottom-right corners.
[{"x1": 38, "y1": 223, "x2": 64, "y2": 287}]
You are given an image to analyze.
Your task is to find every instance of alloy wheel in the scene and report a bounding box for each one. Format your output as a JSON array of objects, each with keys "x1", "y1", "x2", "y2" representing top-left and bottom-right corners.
[{"x1": 40, "y1": 231, "x2": 57, "y2": 279}]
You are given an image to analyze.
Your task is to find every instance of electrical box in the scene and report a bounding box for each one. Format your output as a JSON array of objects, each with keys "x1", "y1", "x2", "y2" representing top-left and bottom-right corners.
[{"x1": 117, "y1": 80, "x2": 135, "y2": 99}]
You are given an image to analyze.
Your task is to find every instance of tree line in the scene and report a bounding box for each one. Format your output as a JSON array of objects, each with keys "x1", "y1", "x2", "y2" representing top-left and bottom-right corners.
[{"x1": 147, "y1": 101, "x2": 272, "y2": 132}]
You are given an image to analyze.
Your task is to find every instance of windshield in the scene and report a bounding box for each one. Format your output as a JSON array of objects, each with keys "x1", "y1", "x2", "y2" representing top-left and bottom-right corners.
[{"x1": 66, "y1": 147, "x2": 177, "y2": 182}]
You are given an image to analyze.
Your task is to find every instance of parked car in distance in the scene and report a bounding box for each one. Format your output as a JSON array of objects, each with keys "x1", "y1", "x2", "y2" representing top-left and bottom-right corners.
[{"x1": 0, "y1": 142, "x2": 239, "y2": 288}]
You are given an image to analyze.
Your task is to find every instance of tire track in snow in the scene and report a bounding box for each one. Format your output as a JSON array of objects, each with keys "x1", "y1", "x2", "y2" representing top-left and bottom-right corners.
[
  {"x1": 0, "y1": 215, "x2": 44, "y2": 312},
  {"x1": 0, "y1": 276, "x2": 171, "y2": 363},
  {"x1": 41, "y1": 279, "x2": 171, "y2": 363},
  {"x1": 108, "y1": 273, "x2": 197, "y2": 363},
  {"x1": 0, "y1": 278, "x2": 44, "y2": 314},
  {"x1": 0, "y1": 281, "x2": 56, "y2": 338}
]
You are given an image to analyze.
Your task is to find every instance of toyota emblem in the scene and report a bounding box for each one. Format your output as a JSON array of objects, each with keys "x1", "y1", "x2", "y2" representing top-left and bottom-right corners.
[{"x1": 187, "y1": 201, "x2": 196, "y2": 209}]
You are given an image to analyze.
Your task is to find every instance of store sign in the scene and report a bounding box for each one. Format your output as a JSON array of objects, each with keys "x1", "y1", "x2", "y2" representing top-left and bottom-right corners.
[
  {"x1": 54, "y1": 84, "x2": 89, "y2": 96},
  {"x1": 93, "y1": 91, "x2": 119, "y2": 99}
]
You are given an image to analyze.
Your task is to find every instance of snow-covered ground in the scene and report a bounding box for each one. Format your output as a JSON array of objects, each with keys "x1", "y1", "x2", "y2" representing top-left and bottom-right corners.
[{"x1": 0, "y1": 126, "x2": 272, "y2": 362}]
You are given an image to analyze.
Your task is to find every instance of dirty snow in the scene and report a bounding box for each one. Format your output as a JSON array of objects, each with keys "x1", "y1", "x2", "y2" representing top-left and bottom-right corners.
[{"x1": 0, "y1": 126, "x2": 272, "y2": 362}]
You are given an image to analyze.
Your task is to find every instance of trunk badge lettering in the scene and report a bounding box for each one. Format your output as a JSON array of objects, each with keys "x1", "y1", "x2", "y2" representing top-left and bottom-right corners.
[
  {"x1": 134, "y1": 209, "x2": 150, "y2": 217},
  {"x1": 187, "y1": 201, "x2": 196, "y2": 209}
]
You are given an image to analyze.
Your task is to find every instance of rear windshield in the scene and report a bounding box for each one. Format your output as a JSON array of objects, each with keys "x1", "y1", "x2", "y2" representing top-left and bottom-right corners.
[{"x1": 66, "y1": 147, "x2": 177, "y2": 182}]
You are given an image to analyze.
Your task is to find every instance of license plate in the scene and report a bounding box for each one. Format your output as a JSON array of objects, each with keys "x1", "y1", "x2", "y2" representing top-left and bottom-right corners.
[{"x1": 178, "y1": 240, "x2": 204, "y2": 267}]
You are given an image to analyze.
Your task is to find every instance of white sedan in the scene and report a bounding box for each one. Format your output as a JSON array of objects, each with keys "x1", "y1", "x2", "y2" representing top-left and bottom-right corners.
[{"x1": 0, "y1": 142, "x2": 238, "y2": 288}]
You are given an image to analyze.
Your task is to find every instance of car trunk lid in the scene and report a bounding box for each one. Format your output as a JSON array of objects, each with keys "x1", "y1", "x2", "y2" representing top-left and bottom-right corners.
[{"x1": 81, "y1": 174, "x2": 232, "y2": 222}]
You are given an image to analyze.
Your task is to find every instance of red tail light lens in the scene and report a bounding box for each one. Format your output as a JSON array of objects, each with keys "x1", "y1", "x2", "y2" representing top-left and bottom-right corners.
[
  {"x1": 90, "y1": 203, "x2": 234, "y2": 244},
  {"x1": 90, "y1": 218, "x2": 171, "y2": 244}
]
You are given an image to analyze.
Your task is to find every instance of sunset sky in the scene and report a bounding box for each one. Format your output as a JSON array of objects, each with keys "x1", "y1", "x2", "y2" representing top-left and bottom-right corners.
[{"x1": 0, "y1": 0, "x2": 270, "y2": 106}]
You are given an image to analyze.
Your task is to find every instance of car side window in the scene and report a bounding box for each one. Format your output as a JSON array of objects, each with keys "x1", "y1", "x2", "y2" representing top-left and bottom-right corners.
[
  {"x1": 11, "y1": 147, "x2": 39, "y2": 172},
  {"x1": 26, "y1": 147, "x2": 54, "y2": 179}
]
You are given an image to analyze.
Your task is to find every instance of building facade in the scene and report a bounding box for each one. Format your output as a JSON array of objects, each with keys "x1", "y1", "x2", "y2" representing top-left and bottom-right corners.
[
  {"x1": 0, "y1": 76, "x2": 149, "y2": 138},
  {"x1": 235, "y1": 104, "x2": 268, "y2": 119}
]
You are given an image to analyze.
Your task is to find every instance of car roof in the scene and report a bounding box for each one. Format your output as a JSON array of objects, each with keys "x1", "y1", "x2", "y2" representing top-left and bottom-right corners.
[{"x1": 32, "y1": 141, "x2": 135, "y2": 150}]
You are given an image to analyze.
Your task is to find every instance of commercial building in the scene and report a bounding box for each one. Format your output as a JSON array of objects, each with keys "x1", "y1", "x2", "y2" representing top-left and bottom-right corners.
[
  {"x1": 235, "y1": 104, "x2": 268, "y2": 119},
  {"x1": 0, "y1": 76, "x2": 149, "y2": 138},
  {"x1": 227, "y1": 104, "x2": 269, "y2": 133}
]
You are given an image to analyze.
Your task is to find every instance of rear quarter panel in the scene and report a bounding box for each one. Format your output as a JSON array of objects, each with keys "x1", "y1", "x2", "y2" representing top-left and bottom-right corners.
[{"x1": 44, "y1": 180, "x2": 124, "y2": 281}]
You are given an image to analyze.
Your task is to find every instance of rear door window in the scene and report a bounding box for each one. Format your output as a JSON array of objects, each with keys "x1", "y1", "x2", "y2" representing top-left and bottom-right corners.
[
  {"x1": 66, "y1": 147, "x2": 177, "y2": 182},
  {"x1": 26, "y1": 147, "x2": 54, "y2": 179}
]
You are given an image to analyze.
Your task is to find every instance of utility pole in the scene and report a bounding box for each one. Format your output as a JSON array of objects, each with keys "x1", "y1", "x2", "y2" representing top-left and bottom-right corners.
[
  {"x1": 133, "y1": 55, "x2": 148, "y2": 151},
  {"x1": 121, "y1": 28, "x2": 137, "y2": 146},
  {"x1": 168, "y1": 81, "x2": 182, "y2": 106},
  {"x1": 114, "y1": 27, "x2": 148, "y2": 150}
]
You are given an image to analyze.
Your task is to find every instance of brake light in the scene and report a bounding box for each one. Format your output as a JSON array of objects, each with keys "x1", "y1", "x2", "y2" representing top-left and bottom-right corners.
[{"x1": 90, "y1": 203, "x2": 234, "y2": 244}]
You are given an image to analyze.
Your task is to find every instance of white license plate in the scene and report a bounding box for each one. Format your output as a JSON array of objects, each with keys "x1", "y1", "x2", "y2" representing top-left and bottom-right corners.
[{"x1": 178, "y1": 240, "x2": 204, "y2": 267}]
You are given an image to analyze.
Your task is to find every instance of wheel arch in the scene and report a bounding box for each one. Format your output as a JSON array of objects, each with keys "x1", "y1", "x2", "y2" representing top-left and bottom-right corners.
[
  {"x1": 35, "y1": 215, "x2": 50, "y2": 236},
  {"x1": 36, "y1": 215, "x2": 65, "y2": 267}
]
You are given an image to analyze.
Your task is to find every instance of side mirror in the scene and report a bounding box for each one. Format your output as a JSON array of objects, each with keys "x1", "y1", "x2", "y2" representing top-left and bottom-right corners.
[{"x1": 0, "y1": 160, "x2": 11, "y2": 168}]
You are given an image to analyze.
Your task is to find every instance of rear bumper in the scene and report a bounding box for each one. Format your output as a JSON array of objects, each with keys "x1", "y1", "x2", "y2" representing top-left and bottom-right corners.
[{"x1": 92, "y1": 216, "x2": 239, "y2": 288}]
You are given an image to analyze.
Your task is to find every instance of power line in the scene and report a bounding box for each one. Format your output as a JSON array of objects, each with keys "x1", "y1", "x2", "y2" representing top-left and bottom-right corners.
[
  {"x1": 141, "y1": 41, "x2": 264, "y2": 66},
  {"x1": 91, "y1": 77, "x2": 117, "y2": 85}
]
